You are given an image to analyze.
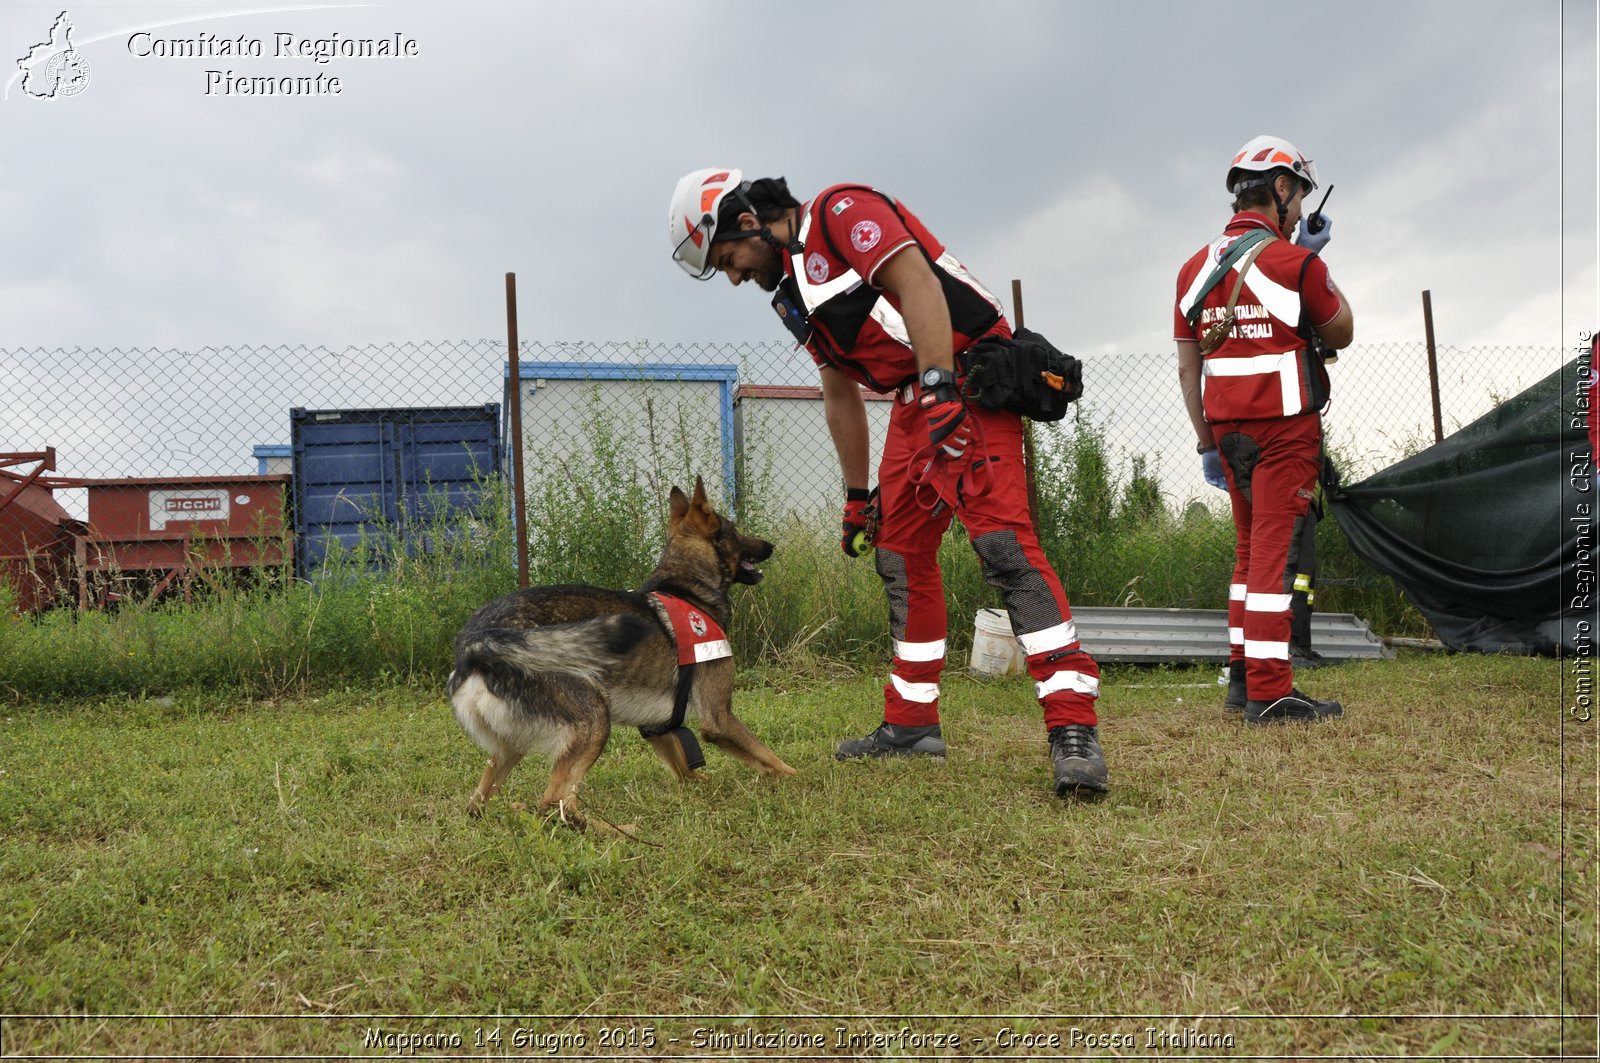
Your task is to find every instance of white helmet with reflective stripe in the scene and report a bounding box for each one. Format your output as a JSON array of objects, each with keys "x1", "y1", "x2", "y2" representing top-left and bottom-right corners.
[
  {"x1": 1226, "y1": 135, "x2": 1319, "y2": 195},
  {"x1": 668, "y1": 167, "x2": 745, "y2": 279}
]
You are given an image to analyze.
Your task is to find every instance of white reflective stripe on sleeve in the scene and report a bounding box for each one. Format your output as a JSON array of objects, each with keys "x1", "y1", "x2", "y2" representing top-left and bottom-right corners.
[
  {"x1": 1016, "y1": 621, "x2": 1078, "y2": 656},
  {"x1": 1229, "y1": 583, "x2": 1248, "y2": 601},
  {"x1": 1229, "y1": 627, "x2": 1245, "y2": 645},
  {"x1": 1243, "y1": 639, "x2": 1291, "y2": 660},
  {"x1": 1245, "y1": 592, "x2": 1294, "y2": 613},
  {"x1": 893, "y1": 638, "x2": 947, "y2": 662},
  {"x1": 693, "y1": 640, "x2": 733, "y2": 663},
  {"x1": 1036, "y1": 670, "x2": 1100, "y2": 698},
  {"x1": 890, "y1": 673, "x2": 940, "y2": 703}
]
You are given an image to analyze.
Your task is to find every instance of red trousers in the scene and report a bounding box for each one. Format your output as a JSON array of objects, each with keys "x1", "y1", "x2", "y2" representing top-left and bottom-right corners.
[
  {"x1": 873, "y1": 394, "x2": 1099, "y2": 731},
  {"x1": 1211, "y1": 414, "x2": 1322, "y2": 701}
]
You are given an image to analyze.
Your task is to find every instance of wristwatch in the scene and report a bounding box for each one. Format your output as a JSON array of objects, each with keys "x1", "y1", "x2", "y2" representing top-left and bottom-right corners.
[
  {"x1": 1196, "y1": 440, "x2": 1214, "y2": 454},
  {"x1": 920, "y1": 366, "x2": 956, "y2": 392}
]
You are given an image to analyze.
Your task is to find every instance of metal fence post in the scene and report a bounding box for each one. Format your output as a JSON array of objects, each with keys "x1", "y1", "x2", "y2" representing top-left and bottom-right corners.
[
  {"x1": 506, "y1": 273, "x2": 529, "y2": 589},
  {"x1": 1422, "y1": 289, "x2": 1444, "y2": 445},
  {"x1": 1011, "y1": 278, "x2": 1040, "y2": 525}
]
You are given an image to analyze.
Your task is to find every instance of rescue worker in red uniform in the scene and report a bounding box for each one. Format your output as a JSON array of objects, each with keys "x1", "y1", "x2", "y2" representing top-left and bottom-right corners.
[
  {"x1": 1173, "y1": 136, "x2": 1354, "y2": 724},
  {"x1": 668, "y1": 168, "x2": 1108, "y2": 797}
]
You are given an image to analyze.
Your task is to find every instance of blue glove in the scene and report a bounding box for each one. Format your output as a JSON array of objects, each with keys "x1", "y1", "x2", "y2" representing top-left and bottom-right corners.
[
  {"x1": 1296, "y1": 211, "x2": 1332, "y2": 254},
  {"x1": 1201, "y1": 447, "x2": 1227, "y2": 490}
]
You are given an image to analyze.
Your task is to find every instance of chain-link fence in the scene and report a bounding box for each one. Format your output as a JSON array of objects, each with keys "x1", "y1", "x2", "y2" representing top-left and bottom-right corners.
[
  {"x1": 3, "y1": 338, "x2": 1564, "y2": 487},
  {"x1": 0, "y1": 337, "x2": 1566, "y2": 603}
]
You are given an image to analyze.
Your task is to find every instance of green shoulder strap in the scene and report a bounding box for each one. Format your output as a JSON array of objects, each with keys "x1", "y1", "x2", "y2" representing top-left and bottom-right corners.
[{"x1": 1184, "y1": 229, "x2": 1275, "y2": 332}]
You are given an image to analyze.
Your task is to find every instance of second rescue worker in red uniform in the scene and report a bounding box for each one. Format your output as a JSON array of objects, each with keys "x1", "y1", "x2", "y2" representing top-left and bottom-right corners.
[
  {"x1": 1174, "y1": 135, "x2": 1354, "y2": 723},
  {"x1": 667, "y1": 169, "x2": 1108, "y2": 798}
]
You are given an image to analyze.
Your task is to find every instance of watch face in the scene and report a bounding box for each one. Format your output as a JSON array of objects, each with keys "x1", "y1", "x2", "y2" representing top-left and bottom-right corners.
[{"x1": 922, "y1": 368, "x2": 944, "y2": 387}]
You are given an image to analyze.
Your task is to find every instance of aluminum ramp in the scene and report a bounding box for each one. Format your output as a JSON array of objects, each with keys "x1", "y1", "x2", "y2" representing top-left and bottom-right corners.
[{"x1": 1067, "y1": 607, "x2": 1394, "y2": 664}]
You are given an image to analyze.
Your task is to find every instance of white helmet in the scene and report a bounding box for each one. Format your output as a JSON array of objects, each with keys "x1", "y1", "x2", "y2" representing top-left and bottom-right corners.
[
  {"x1": 1226, "y1": 135, "x2": 1319, "y2": 196},
  {"x1": 668, "y1": 167, "x2": 745, "y2": 279}
]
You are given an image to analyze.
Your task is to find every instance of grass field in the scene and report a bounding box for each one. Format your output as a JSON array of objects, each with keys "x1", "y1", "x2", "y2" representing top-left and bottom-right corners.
[{"x1": 0, "y1": 652, "x2": 1594, "y2": 1059}]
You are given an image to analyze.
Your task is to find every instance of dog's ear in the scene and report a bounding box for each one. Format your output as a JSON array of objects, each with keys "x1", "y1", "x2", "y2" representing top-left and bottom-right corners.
[
  {"x1": 685, "y1": 475, "x2": 720, "y2": 536},
  {"x1": 669, "y1": 485, "x2": 690, "y2": 524}
]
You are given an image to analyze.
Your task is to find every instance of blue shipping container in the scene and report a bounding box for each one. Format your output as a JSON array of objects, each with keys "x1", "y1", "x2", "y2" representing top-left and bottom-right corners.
[{"x1": 290, "y1": 404, "x2": 501, "y2": 578}]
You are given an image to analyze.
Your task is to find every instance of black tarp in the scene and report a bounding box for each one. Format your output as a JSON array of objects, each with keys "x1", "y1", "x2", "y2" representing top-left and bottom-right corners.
[{"x1": 1326, "y1": 358, "x2": 1596, "y2": 656}]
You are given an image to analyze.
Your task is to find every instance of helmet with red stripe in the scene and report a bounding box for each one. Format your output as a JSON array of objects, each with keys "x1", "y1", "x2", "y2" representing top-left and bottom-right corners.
[
  {"x1": 667, "y1": 168, "x2": 746, "y2": 280},
  {"x1": 1226, "y1": 135, "x2": 1319, "y2": 197}
]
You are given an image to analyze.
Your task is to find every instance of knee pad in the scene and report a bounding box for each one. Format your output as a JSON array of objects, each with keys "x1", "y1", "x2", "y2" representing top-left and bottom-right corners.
[
  {"x1": 971, "y1": 529, "x2": 1062, "y2": 633},
  {"x1": 1219, "y1": 432, "x2": 1261, "y2": 502},
  {"x1": 874, "y1": 547, "x2": 911, "y2": 638}
]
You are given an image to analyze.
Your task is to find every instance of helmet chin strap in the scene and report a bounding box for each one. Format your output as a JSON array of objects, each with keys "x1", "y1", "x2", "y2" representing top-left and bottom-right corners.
[
  {"x1": 729, "y1": 184, "x2": 805, "y2": 256},
  {"x1": 760, "y1": 212, "x2": 805, "y2": 257},
  {"x1": 1233, "y1": 172, "x2": 1294, "y2": 234},
  {"x1": 1269, "y1": 179, "x2": 1289, "y2": 235}
]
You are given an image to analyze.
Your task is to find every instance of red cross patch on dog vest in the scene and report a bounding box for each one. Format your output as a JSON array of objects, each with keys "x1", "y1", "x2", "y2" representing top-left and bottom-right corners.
[{"x1": 649, "y1": 593, "x2": 732, "y2": 665}]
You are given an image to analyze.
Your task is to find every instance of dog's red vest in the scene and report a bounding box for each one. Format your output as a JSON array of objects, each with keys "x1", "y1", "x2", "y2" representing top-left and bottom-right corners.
[{"x1": 649, "y1": 593, "x2": 731, "y2": 665}]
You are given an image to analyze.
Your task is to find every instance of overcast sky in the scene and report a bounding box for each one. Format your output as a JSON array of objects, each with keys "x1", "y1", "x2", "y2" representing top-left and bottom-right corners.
[{"x1": 1, "y1": 0, "x2": 1595, "y2": 358}]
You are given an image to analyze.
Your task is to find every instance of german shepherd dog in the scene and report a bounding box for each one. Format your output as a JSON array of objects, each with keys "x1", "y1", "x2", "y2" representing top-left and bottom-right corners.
[{"x1": 448, "y1": 478, "x2": 795, "y2": 828}]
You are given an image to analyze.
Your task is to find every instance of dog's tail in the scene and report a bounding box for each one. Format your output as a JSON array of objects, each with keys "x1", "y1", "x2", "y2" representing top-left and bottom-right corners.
[{"x1": 449, "y1": 614, "x2": 656, "y2": 689}]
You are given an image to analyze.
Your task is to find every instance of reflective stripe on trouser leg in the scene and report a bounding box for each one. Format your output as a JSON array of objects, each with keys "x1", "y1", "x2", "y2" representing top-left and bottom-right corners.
[
  {"x1": 1228, "y1": 582, "x2": 1246, "y2": 662},
  {"x1": 872, "y1": 401, "x2": 958, "y2": 727},
  {"x1": 873, "y1": 541, "x2": 946, "y2": 726},
  {"x1": 965, "y1": 456, "x2": 1100, "y2": 730},
  {"x1": 1231, "y1": 416, "x2": 1321, "y2": 700}
]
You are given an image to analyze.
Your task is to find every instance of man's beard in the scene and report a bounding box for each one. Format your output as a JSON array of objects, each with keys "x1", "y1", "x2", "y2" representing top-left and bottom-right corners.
[{"x1": 753, "y1": 246, "x2": 784, "y2": 292}]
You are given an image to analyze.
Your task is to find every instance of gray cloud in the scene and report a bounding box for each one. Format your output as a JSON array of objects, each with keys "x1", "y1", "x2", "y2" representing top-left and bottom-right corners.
[{"x1": 0, "y1": 0, "x2": 1593, "y2": 355}]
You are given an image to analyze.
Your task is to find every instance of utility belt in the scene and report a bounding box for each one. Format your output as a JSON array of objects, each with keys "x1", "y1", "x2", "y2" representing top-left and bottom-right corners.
[{"x1": 956, "y1": 327, "x2": 1083, "y2": 422}]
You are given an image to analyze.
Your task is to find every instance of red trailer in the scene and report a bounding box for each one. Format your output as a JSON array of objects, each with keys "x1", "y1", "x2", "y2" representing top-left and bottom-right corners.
[
  {"x1": 72, "y1": 474, "x2": 292, "y2": 608},
  {"x1": 0, "y1": 450, "x2": 78, "y2": 614}
]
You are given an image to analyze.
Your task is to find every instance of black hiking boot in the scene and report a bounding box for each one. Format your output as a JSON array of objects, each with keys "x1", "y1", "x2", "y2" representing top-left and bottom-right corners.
[
  {"x1": 1244, "y1": 688, "x2": 1343, "y2": 726},
  {"x1": 1223, "y1": 660, "x2": 1247, "y2": 713},
  {"x1": 1048, "y1": 724, "x2": 1109, "y2": 798},
  {"x1": 1290, "y1": 646, "x2": 1328, "y2": 671},
  {"x1": 835, "y1": 722, "x2": 946, "y2": 761}
]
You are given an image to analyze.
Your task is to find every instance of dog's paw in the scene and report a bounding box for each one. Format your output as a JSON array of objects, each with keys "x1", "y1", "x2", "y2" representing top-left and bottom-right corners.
[
  {"x1": 538, "y1": 797, "x2": 587, "y2": 831},
  {"x1": 466, "y1": 794, "x2": 487, "y2": 819}
]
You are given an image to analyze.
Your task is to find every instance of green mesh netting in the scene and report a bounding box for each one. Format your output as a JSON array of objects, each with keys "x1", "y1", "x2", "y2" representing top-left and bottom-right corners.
[{"x1": 1326, "y1": 358, "x2": 1595, "y2": 656}]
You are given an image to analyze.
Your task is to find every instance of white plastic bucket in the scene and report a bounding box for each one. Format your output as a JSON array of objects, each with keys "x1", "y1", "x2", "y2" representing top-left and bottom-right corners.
[{"x1": 969, "y1": 608, "x2": 1025, "y2": 676}]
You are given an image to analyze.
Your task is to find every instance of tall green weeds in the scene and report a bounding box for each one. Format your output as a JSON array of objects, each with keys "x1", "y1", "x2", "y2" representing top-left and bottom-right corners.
[{"x1": 0, "y1": 409, "x2": 1427, "y2": 703}]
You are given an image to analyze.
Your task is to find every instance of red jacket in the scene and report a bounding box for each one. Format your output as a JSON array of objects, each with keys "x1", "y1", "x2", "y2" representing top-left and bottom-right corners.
[
  {"x1": 780, "y1": 184, "x2": 1008, "y2": 393},
  {"x1": 1174, "y1": 212, "x2": 1345, "y2": 421}
]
